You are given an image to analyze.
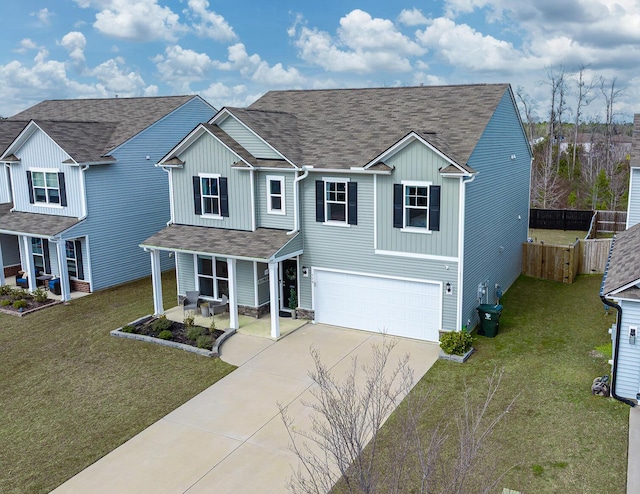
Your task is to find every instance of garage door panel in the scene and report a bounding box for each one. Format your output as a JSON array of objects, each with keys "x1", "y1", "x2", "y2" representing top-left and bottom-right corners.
[{"x1": 313, "y1": 270, "x2": 441, "y2": 342}]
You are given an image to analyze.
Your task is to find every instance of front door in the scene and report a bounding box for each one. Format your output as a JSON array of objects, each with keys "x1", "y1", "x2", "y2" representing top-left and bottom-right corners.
[{"x1": 280, "y1": 259, "x2": 298, "y2": 312}]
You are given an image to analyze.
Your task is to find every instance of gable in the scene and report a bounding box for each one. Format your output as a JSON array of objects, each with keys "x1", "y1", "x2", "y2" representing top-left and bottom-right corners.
[{"x1": 217, "y1": 114, "x2": 283, "y2": 160}]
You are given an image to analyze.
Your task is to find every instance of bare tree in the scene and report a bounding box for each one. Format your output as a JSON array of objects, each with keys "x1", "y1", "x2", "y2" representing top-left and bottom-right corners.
[
  {"x1": 280, "y1": 342, "x2": 517, "y2": 494},
  {"x1": 570, "y1": 66, "x2": 597, "y2": 179},
  {"x1": 515, "y1": 86, "x2": 537, "y2": 143}
]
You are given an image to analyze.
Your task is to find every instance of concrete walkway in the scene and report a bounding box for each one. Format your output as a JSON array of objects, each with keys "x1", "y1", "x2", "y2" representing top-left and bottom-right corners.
[
  {"x1": 52, "y1": 324, "x2": 440, "y2": 493},
  {"x1": 628, "y1": 406, "x2": 640, "y2": 493}
]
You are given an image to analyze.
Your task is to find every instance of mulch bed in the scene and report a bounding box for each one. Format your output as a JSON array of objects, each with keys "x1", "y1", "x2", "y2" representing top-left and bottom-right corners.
[
  {"x1": 0, "y1": 289, "x2": 59, "y2": 316},
  {"x1": 126, "y1": 318, "x2": 225, "y2": 350}
]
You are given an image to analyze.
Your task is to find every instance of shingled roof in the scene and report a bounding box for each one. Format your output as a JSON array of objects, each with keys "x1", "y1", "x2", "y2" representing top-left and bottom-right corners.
[
  {"x1": 602, "y1": 223, "x2": 640, "y2": 300},
  {"x1": 237, "y1": 84, "x2": 511, "y2": 170},
  {"x1": 0, "y1": 120, "x2": 29, "y2": 155}
]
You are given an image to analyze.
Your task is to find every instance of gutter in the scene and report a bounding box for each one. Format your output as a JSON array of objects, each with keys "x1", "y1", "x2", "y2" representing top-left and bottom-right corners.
[
  {"x1": 599, "y1": 295, "x2": 636, "y2": 407},
  {"x1": 287, "y1": 166, "x2": 309, "y2": 235}
]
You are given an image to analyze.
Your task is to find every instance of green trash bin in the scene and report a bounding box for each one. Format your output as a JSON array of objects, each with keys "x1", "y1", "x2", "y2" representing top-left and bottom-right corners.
[{"x1": 476, "y1": 304, "x2": 503, "y2": 337}]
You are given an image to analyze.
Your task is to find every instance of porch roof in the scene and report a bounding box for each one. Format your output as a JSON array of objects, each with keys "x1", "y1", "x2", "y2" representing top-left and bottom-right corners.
[
  {"x1": 141, "y1": 224, "x2": 301, "y2": 262},
  {"x1": 0, "y1": 203, "x2": 81, "y2": 237}
]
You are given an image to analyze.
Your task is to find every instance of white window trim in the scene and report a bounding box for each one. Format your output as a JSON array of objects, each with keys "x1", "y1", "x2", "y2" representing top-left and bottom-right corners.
[
  {"x1": 65, "y1": 240, "x2": 79, "y2": 280},
  {"x1": 266, "y1": 175, "x2": 286, "y2": 215},
  {"x1": 401, "y1": 180, "x2": 432, "y2": 234},
  {"x1": 323, "y1": 176, "x2": 351, "y2": 227},
  {"x1": 31, "y1": 238, "x2": 47, "y2": 274},
  {"x1": 198, "y1": 172, "x2": 223, "y2": 219},
  {"x1": 195, "y1": 254, "x2": 228, "y2": 301},
  {"x1": 30, "y1": 168, "x2": 62, "y2": 207}
]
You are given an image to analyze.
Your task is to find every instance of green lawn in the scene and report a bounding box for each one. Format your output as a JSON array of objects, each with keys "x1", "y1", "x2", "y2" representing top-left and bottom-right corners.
[
  {"x1": 0, "y1": 271, "x2": 235, "y2": 494},
  {"x1": 371, "y1": 275, "x2": 628, "y2": 493}
]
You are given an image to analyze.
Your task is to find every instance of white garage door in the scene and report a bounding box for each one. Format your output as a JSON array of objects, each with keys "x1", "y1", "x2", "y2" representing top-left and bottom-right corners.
[{"x1": 313, "y1": 270, "x2": 441, "y2": 341}]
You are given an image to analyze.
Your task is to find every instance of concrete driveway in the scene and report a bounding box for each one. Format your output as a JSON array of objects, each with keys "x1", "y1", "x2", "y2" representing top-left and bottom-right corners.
[{"x1": 52, "y1": 324, "x2": 440, "y2": 493}]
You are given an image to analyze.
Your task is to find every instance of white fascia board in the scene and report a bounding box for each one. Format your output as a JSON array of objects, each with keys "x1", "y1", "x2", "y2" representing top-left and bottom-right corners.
[
  {"x1": 210, "y1": 108, "x2": 297, "y2": 169},
  {"x1": 363, "y1": 132, "x2": 468, "y2": 174},
  {"x1": 138, "y1": 243, "x2": 269, "y2": 263},
  {"x1": 2, "y1": 121, "x2": 72, "y2": 163},
  {"x1": 310, "y1": 167, "x2": 391, "y2": 175},
  {"x1": 157, "y1": 124, "x2": 208, "y2": 166},
  {"x1": 609, "y1": 279, "x2": 640, "y2": 296}
]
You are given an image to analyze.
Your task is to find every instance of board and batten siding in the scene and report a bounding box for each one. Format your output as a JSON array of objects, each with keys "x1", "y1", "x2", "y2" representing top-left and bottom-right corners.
[
  {"x1": 627, "y1": 168, "x2": 640, "y2": 228},
  {"x1": 172, "y1": 132, "x2": 253, "y2": 231},
  {"x1": 10, "y1": 130, "x2": 84, "y2": 217},
  {"x1": 0, "y1": 167, "x2": 11, "y2": 204},
  {"x1": 255, "y1": 171, "x2": 295, "y2": 230},
  {"x1": 218, "y1": 116, "x2": 282, "y2": 159},
  {"x1": 377, "y1": 139, "x2": 459, "y2": 257},
  {"x1": 298, "y1": 173, "x2": 459, "y2": 332},
  {"x1": 461, "y1": 90, "x2": 532, "y2": 330},
  {"x1": 614, "y1": 299, "x2": 640, "y2": 400},
  {"x1": 68, "y1": 97, "x2": 216, "y2": 291}
]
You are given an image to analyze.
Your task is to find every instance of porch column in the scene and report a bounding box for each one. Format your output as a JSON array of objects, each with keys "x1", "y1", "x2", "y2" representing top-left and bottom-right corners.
[
  {"x1": 227, "y1": 258, "x2": 238, "y2": 330},
  {"x1": 149, "y1": 249, "x2": 164, "y2": 316},
  {"x1": 54, "y1": 240, "x2": 71, "y2": 302},
  {"x1": 268, "y1": 261, "x2": 280, "y2": 339},
  {"x1": 0, "y1": 239, "x2": 5, "y2": 286},
  {"x1": 20, "y1": 235, "x2": 36, "y2": 292}
]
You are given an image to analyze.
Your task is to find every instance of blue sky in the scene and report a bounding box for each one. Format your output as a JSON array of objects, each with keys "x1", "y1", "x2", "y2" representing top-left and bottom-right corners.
[{"x1": 1, "y1": 0, "x2": 639, "y2": 121}]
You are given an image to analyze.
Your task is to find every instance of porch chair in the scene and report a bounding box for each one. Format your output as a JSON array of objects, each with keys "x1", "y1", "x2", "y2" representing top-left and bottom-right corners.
[
  {"x1": 209, "y1": 294, "x2": 228, "y2": 315},
  {"x1": 183, "y1": 290, "x2": 200, "y2": 315}
]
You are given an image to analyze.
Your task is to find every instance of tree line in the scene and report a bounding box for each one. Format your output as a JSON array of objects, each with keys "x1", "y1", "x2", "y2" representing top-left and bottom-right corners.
[{"x1": 517, "y1": 67, "x2": 632, "y2": 211}]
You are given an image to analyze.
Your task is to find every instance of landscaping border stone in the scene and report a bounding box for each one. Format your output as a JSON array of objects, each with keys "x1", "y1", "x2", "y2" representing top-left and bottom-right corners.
[
  {"x1": 438, "y1": 347, "x2": 475, "y2": 363},
  {"x1": 0, "y1": 299, "x2": 63, "y2": 317},
  {"x1": 110, "y1": 314, "x2": 236, "y2": 357}
]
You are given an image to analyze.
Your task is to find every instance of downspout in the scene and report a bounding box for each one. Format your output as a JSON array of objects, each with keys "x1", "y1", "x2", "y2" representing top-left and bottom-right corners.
[
  {"x1": 456, "y1": 172, "x2": 477, "y2": 332},
  {"x1": 159, "y1": 166, "x2": 174, "y2": 226},
  {"x1": 600, "y1": 296, "x2": 636, "y2": 407},
  {"x1": 287, "y1": 166, "x2": 309, "y2": 235},
  {"x1": 78, "y1": 164, "x2": 89, "y2": 220}
]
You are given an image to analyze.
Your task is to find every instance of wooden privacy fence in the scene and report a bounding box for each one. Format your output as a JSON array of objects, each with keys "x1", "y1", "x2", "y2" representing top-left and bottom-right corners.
[
  {"x1": 522, "y1": 238, "x2": 612, "y2": 283},
  {"x1": 586, "y1": 210, "x2": 627, "y2": 238}
]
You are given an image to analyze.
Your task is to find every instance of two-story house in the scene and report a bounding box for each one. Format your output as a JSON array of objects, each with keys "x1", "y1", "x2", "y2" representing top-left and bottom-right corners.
[
  {"x1": 0, "y1": 96, "x2": 216, "y2": 302},
  {"x1": 141, "y1": 84, "x2": 532, "y2": 342},
  {"x1": 601, "y1": 113, "x2": 640, "y2": 406}
]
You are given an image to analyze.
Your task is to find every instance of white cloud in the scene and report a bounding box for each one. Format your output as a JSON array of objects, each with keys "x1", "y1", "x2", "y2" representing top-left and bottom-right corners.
[
  {"x1": 76, "y1": 0, "x2": 185, "y2": 42},
  {"x1": 215, "y1": 43, "x2": 305, "y2": 86},
  {"x1": 31, "y1": 8, "x2": 54, "y2": 26},
  {"x1": 292, "y1": 9, "x2": 424, "y2": 73},
  {"x1": 15, "y1": 39, "x2": 39, "y2": 54},
  {"x1": 59, "y1": 31, "x2": 87, "y2": 64},
  {"x1": 88, "y1": 57, "x2": 149, "y2": 95},
  {"x1": 397, "y1": 8, "x2": 429, "y2": 26},
  {"x1": 186, "y1": 0, "x2": 237, "y2": 42},
  {"x1": 200, "y1": 81, "x2": 254, "y2": 108},
  {"x1": 153, "y1": 45, "x2": 214, "y2": 92}
]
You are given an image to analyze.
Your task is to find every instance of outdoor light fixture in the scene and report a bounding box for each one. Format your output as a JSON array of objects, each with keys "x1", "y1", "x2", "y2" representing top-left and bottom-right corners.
[{"x1": 445, "y1": 282, "x2": 452, "y2": 295}]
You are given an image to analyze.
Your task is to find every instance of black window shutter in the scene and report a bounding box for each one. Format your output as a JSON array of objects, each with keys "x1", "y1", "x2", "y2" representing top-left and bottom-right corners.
[
  {"x1": 393, "y1": 184, "x2": 403, "y2": 228},
  {"x1": 43, "y1": 239, "x2": 51, "y2": 274},
  {"x1": 220, "y1": 177, "x2": 229, "y2": 217},
  {"x1": 429, "y1": 185, "x2": 441, "y2": 231},
  {"x1": 58, "y1": 172, "x2": 67, "y2": 207},
  {"x1": 315, "y1": 180, "x2": 325, "y2": 222},
  {"x1": 75, "y1": 239, "x2": 84, "y2": 280},
  {"x1": 347, "y1": 182, "x2": 357, "y2": 225},
  {"x1": 26, "y1": 171, "x2": 34, "y2": 204},
  {"x1": 192, "y1": 176, "x2": 202, "y2": 215}
]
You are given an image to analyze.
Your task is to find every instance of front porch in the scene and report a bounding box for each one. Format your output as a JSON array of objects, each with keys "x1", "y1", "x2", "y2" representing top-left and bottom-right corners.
[
  {"x1": 163, "y1": 304, "x2": 307, "y2": 340},
  {"x1": 4, "y1": 275, "x2": 90, "y2": 302}
]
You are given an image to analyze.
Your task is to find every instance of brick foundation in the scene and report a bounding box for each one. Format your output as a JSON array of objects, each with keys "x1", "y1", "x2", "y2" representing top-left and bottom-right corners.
[
  {"x1": 296, "y1": 308, "x2": 315, "y2": 320},
  {"x1": 70, "y1": 280, "x2": 91, "y2": 293},
  {"x1": 238, "y1": 303, "x2": 270, "y2": 318},
  {"x1": 3, "y1": 265, "x2": 21, "y2": 277}
]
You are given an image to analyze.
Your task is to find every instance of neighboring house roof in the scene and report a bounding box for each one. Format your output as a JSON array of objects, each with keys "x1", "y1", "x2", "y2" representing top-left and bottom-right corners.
[
  {"x1": 0, "y1": 120, "x2": 29, "y2": 156},
  {"x1": 236, "y1": 84, "x2": 511, "y2": 170},
  {"x1": 10, "y1": 96, "x2": 197, "y2": 154},
  {"x1": 602, "y1": 222, "x2": 640, "y2": 299},
  {"x1": 141, "y1": 225, "x2": 300, "y2": 261},
  {"x1": 0, "y1": 203, "x2": 80, "y2": 237}
]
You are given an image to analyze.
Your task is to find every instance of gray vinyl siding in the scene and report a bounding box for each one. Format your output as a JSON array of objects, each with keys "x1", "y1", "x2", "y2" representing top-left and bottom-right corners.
[
  {"x1": 255, "y1": 172, "x2": 295, "y2": 230},
  {"x1": 377, "y1": 140, "x2": 459, "y2": 257},
  {"x1": 461, "y1": 90, "x2": 532, "y2": 329},
  {"x1": 628, "y1": 168, "x2": 640, "y2": 228},
  {"x1": 613, "y1": 299, "x2": 640, "y2": 400},
  {"x1": 68, "y1": 98, "x2": 215, "y2": 291},
  {"x1": 11, "y1": 130, "x2": 84, "y2": 217},
  {"x1": 257, "y1": 262, "x2": 270, "y2": 305},
  {"x1": 236, "y1": 260, "x2": 256, "y2": 306},
  {"x1": 275, "y1": 233, "x2": 303, "y2": 260},
  {"x1": 172, "y1": 132, "x2": 253, "y2": 231},
  {"x1": 218, "y1": 116, "x2": 282, "y2": 159},
  {"x1": 0, "y1": 166, "x2": 11, "y2": 204},
  {"x1": 298, "y1": 173, "x2": 458, "y2": 331},
  {"x1": 0, "y1": 234, "x2": 20, "y2": 267},
  {"x1": 177, "y1": 252, "x2": 195, "y2": 295}
]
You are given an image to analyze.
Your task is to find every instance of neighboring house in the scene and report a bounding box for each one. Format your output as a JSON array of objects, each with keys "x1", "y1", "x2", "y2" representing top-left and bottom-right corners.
[
  {"x1": 602, "y1": 113, "x2": 640, "y2": 406},
  {"x1": 141, "y1": 84, "x2": 532, "y2": 341},
  {"x1": 0, "y1": 96, "x2": 216, "y2": 301}
]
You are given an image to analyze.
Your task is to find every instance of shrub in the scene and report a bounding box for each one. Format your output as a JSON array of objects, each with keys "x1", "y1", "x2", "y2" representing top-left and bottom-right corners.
[
  {"x1": 187, "y1": 326, "x2": 205, "y2": 341},
  {"x1": 120, "y1": 325, "x2": 137, "y2": 334},
  {"x1": 13, "y1": 299, "x2": 28, "y2": 310},
  {"x1": 209, "y1": 318, "x2": 217, "y2": 331},
  {"x1": 0, "y1": 285, "x2": 11, "y2": 295},
  {"x1": 196, "y1": 335, "x2": 213, "y2": 350},
  {"x1": 183, "y1": 313, "x2": 195, "y2": 328},
  {"x1": 1, "y1": 299, "x2": 11, "y2": 306},
  {"x1": 31, "y1": 288, "x2": 48, "y2": 303},
  {"x1": 152, "y1": 318, "x2": 172, "y2": 332},
  {"x1": 440, "y1": 330, "x2": 473, "y2": 356},
  {"x1": 158, "y1": 330, "x2": 173, "y2": 340},
  {"x1": 10, "y1": 289, "x2": 28, "y2": 301}
]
